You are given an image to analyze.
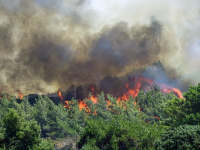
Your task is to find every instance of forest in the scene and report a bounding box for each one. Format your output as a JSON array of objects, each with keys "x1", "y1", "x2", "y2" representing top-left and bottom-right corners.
[
  {"x1": 0, "y1": 83, "x2": 200, "y2": 150},
  {"x1": 0, "y1": 0, "x2": 200, "y2": 149}
]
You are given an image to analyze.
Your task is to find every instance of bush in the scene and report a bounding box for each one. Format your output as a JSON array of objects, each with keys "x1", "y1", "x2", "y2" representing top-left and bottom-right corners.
[
  {"x1": 78, "y1": 116, "x2": 164, "y2": 150},
  {"x1": 0, "y1": 109, "x2": 54, "y2": 150},
  {"x1": 154, "y1": 125, "x2": 200, "y2": 150}
]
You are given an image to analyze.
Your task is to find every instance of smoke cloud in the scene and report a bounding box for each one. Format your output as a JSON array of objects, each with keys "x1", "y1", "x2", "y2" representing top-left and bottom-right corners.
[{"x1": 0, "y1": 0, "x2": 199, "y2": 95}]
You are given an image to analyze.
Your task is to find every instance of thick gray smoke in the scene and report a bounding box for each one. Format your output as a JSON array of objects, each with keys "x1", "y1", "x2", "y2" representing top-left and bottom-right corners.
[{"x1": 0, "y1": 0, "x2": 199, "y2": 95}]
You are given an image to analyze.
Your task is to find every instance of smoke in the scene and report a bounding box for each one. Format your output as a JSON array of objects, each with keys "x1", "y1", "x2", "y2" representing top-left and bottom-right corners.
[{"x1": 0, "y1": 0, "x2": 199, "y2": 95}]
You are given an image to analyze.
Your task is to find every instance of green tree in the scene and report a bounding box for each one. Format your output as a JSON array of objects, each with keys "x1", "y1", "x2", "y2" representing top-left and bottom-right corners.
[
  {"x1": 164, "y1": 83, "x2": 200, "y2": 127},
  {"x1": 68, "y1": 98, "x2": 87, "y2": 134},
  {"x1": 135, "y1": 86, "x2": 175, "y2": 124},
  {"x1": 33, "y1": 96, "x2": 76, "y2": 139},
  {"x1": 163, "y1": 97, "x2": 185, "y2": 127},
  {"x1": 154, "y1": 125, "x2": 200, "y2": 150},
  {"x1": 78, "y1": 115, "x2": 164, "y2": 150},
  {"x1": 0, "y1": 109, "x2": 54, "y2": 150}
]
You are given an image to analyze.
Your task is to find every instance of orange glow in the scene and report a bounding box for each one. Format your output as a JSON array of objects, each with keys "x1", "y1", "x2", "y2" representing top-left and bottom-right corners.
[
  {"x1": 78, "y1": 100, "x2": 87, "y2": 111},
  {"x1": 91, "y1": 87, "x2": 95, "y2": 92},
  {"x1": 134, "y1": 101, "x2": 137, "y2": 106},
  {"x1": 64, "y1": 101, "x2": 70, "y2": 109},
  {"x1": 94, "y1": 109, "x2": 97, "y2": 115},
  {"x1": 57, "y1": 89, "x2": 63, "y2": 100},
  {"x1": 18, "y1": 91, "x2": 23, "y2": 100},
  {"x1": 88, "y1": 95, "x2": 98, "y2": 104},
  {"x1": 116, "y1": 77, "x2": 183, "y2": 102},
  {"x1": 125, "y1": 83, "x2": 129, "y2": 89},
  {"x1": 61, "y1": 76, "x2": 183, "y2": 121},
  {"x1": 78, "y1": 95, "x2": 98, "y2": 110},
  {"x1": 155, "y1": 116, "x2": 160, "y2": 121},
  {"x1": 160, "y1": 84, "x2": 183, "y2": 99},
  {"x1": 117, "y1": 77, "x2": 145, "y2": 102},
  {"x1": 107, "y1": 100, "x2": 111, "y2": 105}
]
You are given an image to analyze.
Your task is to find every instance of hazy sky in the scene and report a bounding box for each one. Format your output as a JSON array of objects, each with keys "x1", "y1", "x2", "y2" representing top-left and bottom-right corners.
[{"x1": 0, "y1": 0, "x2": 200, "y2": 95}]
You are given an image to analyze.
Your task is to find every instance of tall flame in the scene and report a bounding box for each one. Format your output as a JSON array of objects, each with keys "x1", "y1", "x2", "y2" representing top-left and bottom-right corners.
[
  {"x1": 88, "y1": 95, "x2": 98, "y2": 104},
  {"x1": 117, "y1": 77, "x2": 154, "y2": 102},
  {"x1": 57, "y1": 89, "x2": 63, "y2": 100},
  {"x1": 18, "y1": 91, "x2": 23, "y2": 100}
]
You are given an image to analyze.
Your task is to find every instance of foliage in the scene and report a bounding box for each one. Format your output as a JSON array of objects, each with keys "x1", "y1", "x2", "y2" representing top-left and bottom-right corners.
[
  {"x1": 164, "y1": 83, "x2": 200, "y2": 127},
  {"x1": 154, "y1": 125, "x2": 200, "y2": 150},
  {"x1": 67, "y1": 98, "x2": 87, "y2": 134},
  {"x1": 1, "y1": 83, "x2": 200, "y2": 149},
  {"x1": 0, "y1": 109, "x2": 54, "y2": 150},
  {"x1": 135, "y1": 85, "x2": 175, "y2": 124},
  {"x1": 32, "y1": 96, "x2": 76, "y2": 139},
  {"x1": 78, "y1": 116, "x2": 164, "y2": 150}
]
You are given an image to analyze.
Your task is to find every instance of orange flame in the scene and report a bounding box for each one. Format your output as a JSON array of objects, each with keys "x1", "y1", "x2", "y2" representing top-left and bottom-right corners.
[
  {"x1": 61, "y1": 76, "x2": 183, "y2": 120},
  {"x1": 117, "y1": 77, "x2": 183, "y2": 102},
  {"x1": 125, "y1": 83, "x2": 129, "y2": 89},
  {"x1": 64, "y1": 101, "x2": 70, "y2": 109},
  {"x1": 160, "y1": 84, "x2": 183, "y2": 99},
  {"x1": 89, "y1": 95, "x2": 98, "y2": 104},
  {"x1": 57, "y1": 89, "x2": 63, "y2": 100},
  {"x1": 18, "y1": 91, "x2": 23, "y2": 100},
  {"x1": 117, "y1": 77, "x2": 150, "y2": 102},
  {"x1": 78, "y1": 100, "x2": 87, "y2": 111},
  {"x1": 155, "y1": 116, "x2": 160, "y2": 121},
  {"x1": 91, "y1": 87, "x2": 95, "y2": 92}
]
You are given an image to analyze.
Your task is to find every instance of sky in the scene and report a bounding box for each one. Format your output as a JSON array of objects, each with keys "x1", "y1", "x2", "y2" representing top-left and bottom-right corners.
[{"x1": 90, "y1": 0, "x2": 200, "y2": 75}]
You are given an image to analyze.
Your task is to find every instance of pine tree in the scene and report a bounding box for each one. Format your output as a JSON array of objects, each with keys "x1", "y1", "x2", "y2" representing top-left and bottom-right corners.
[
  {"x1": 154, "y1": 125, "x2": 200, "y2": 150},
  {"x1": 0, "y1": 109, "x2": 54, "y2": 150}
]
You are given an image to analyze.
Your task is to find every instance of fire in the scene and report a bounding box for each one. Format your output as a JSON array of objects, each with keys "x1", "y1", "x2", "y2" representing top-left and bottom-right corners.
[
  {"x1": 78, "y1": 100, "x2": 87, "y2": 111},
  {"x1": 160, "y1": 84, "x2": 183, "y2": 99},
  {"x1": 64, "y1": 101, "x2": 70, "y2": 109},
  {"x1": 117, "y1": 77, "x2": 183, "y2": 102},
  {"x1": 106, "y1": 100, "x2": 111, "y2": 108},
  {"x1": 61, "y1": 76, "x2": 183, "y2": 121},
  {"x1": 134, "y1": 101, "x2": 137, "y2": 106},
  {"x1": 57, "y1": 89, "x2": 63, "y2": 100},
  {"x1": 18, "y1": 91, "x2": 23, "y2": 100},
  {"x1": 78, "y1": 99, "x2": 97, "y2": 115},
  {"x1": 117, "y1": 77, "x2": 153, "y2": 102},
  {"x1": 125, "y1": 83, "x2": 129, "y2": 89},
  {"x1": 91, "y1": 87, "x2": 95, "y2": 92},
  {"x1": 88, "y1": 95, "x2": 98, "y2": 104},
  {"x1": 155, "y1": 116, "x2": 160, "y2": 121},
  {"x1": 94, "y1": 109, "x2": 97, "y2": 115},
  {"x1": 78, "y1": 95, "x2": 98, "y2": 110}
]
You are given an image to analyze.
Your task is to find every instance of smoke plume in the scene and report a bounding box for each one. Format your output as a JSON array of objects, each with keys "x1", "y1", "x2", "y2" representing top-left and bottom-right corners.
[{"x1": 0, "y1": 0, "x2": 199, "y2": 95}]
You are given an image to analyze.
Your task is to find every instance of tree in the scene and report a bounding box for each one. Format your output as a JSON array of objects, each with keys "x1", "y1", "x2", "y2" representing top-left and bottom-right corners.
[
  {"x1": 78, "y1": 115, "x2": 164, "y2": 150},
  {"x1": 32, "y1": 96, "x2": 76, "y2": 139},
  {"x1": 154, "y1": 125, "x2": 200, "y2": 150},
  {"x1": 135, "y1": 87, "x2": 175, "y2": 124},
  {"x1": 164, "y1": 83, "x2": 200, "y2": 127},
  {"x1": 0, "y1": 109, "x2": 54, "y2": 150}
]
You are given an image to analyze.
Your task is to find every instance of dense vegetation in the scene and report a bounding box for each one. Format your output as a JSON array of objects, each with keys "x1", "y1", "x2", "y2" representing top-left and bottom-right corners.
[{"x1": 0, "y1": 83, "x2": 200, "y2": 149}]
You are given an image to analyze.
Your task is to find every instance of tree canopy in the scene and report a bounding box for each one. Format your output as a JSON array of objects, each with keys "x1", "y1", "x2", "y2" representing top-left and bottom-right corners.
[{"x1": 0, "y1": 83, "x2": 200, "y2": 149}]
